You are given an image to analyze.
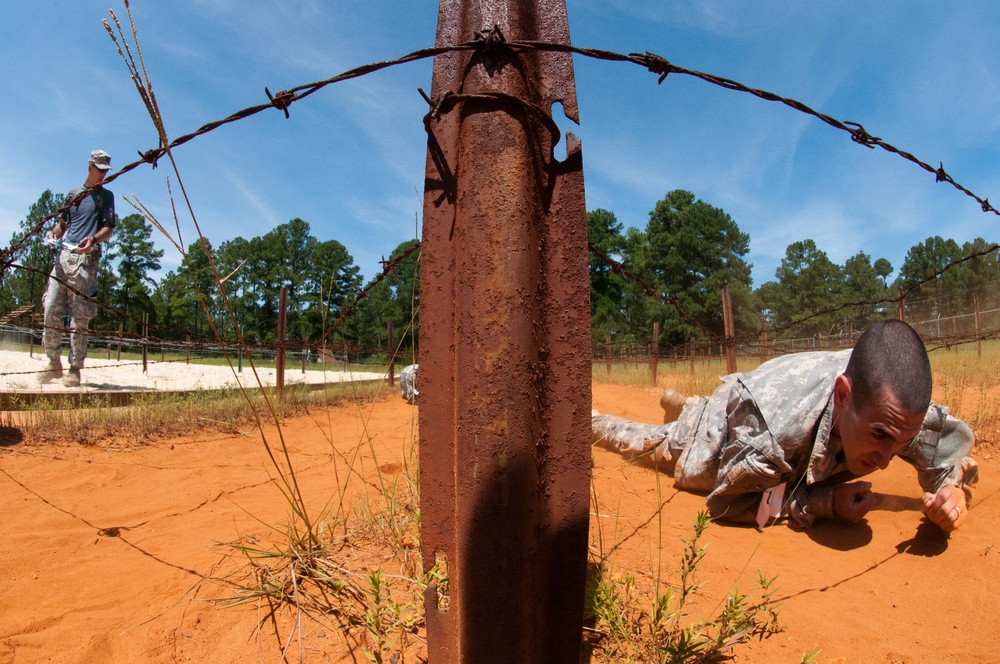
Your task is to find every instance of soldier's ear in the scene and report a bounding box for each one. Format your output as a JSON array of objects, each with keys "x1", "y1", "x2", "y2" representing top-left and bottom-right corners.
[{"x1": 833, "y1": 374, "x2": 852, "y2": 411}]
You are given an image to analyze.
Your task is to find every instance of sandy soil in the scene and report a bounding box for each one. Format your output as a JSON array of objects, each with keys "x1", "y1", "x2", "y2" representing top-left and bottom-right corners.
[
  {"x1": 0, "y1": 381, "x2": 997, "y2": 663},
  {"x1": 0, "y1": 350, "x2": 387, "y2": 395}
]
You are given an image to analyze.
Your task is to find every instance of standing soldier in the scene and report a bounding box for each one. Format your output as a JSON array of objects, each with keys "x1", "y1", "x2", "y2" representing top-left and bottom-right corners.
[{"x1": 38, "y1": 150, "x2": 116, "y2": 387}]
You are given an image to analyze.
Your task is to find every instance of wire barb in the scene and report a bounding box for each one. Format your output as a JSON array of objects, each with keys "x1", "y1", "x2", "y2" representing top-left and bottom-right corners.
[
  {"x1": 473, "y1": 24, "x2": 507, "y2": 51},
  {"x1": 632, "y1": 51, "x2": 674, "y2": 84},
  {"x1": 265, "y1": 87, "x2": 294, "y2": 119},
  {"x1": 138, "y1": 148, "x2": 162, "y2": 168},
  {"x1": 844, "y1": 121, "x2": 878, "y2": 149}
]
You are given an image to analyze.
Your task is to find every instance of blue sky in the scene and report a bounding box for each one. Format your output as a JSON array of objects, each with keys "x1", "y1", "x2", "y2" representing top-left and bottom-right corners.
[{"x1": 2, "y1": 1, "x2": 998, "y2": 287}]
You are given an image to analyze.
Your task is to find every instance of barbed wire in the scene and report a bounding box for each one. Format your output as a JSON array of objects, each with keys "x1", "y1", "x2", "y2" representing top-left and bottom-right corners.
[
  {"x1": 319, "y1": 241, "x2": 422, "y2": 347},
  {"x1": 4, "y1": 33, "x2": 996, "y2": 266},
  {"x1": 3, "y1": 27, "x2": 999, "y2": 370},
  {"x1": 745, "y1": 242, "x2": 1000, "y2": 343},
  {"x1": 586, "y1": 243, "x2": 718, "y2": 340}
]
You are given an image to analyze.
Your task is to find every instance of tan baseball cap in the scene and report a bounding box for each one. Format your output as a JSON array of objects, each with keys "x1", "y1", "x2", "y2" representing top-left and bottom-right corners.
[{"x1": 89, "y1": 149, "x2": 112, "y2": 170}]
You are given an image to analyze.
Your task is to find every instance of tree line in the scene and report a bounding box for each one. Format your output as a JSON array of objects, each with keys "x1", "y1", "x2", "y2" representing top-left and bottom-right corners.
[
  {"x1": 589, "y1": 189, "x2": 1000, "y2": 349},
  {"x1": 4, "y1": 188, "x2": 998, "y2": 353},
  {"x1": 1, "y1": 191, "x2": 420, "y2": 351}
]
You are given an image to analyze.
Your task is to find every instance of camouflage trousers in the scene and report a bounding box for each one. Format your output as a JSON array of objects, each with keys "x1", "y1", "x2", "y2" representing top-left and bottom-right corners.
[
  {"x1": 399, "y1": 364, "x2": 418, "y2": 404},
  {"x1": 42, "y1": 248, "x2": 100, "y2": 369},
  {"x1": 592, "y1": 389, "x2": 728, "y2": 494}
]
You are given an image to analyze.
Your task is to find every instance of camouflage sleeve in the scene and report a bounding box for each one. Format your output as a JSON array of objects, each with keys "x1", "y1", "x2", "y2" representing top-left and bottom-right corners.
[
  {"x1": 898, "y1": 404, "x2": 978, "y2": 504},
  {"x1": 703, "y1": 381, "x2": 831, "y2": 529},
  {"x1": 591, "y1": 413, "x2": 673, "y2": 465},
  {"x1": 706, "y1": 447, "x2": 835, "y2": 529},
  {"x1": 702, "y1": 386, "x2": 785, "y2": 526}
]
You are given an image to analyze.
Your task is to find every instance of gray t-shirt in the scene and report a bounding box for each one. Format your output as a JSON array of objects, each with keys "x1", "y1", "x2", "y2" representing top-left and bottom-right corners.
[{"x1": 61, "y1": 186, "x2": 115, "y2": 245}]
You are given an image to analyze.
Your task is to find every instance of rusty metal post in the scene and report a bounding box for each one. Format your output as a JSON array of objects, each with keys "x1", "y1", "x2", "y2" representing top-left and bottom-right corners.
[
  {"x1": 898, "y1": 287, "x2": 906, "y2": 321},
  {"x1": 419, "y1": 1, "x2": 591, "y2": 661}
]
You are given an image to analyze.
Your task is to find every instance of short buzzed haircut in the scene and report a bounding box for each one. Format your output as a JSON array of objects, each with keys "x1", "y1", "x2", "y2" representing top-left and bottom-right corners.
[{"x1": 843, "y1": 320, "x2": 932, "y2": 414}]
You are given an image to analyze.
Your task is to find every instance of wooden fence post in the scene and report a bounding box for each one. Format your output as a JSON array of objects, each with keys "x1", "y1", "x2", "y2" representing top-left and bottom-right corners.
[
  {"x1": 689, "y1": 336, "x2": 695, "y2": 376},
  {"x1": 759, "y1": 320, "x2": 768, "y2": 364},
  {"x1": 975, "y1": 291, "x2": 982, "y2": 359},
  {"x1": 141, "y1": 313, "x2": 148, "y2": 374},
  {"x1": 649, "y1": 322, "x2": 660, "y2": 386},
  {"x1": 605, "y1": 334, "x2": 611, "y2": 375},
  {"x1": 387, "y1": 321, "x2": 395, "y2": 387},
  {"x1": 276, "y1": 287, "x2": 288, "y2": 399},
  {"x1": 721, "y1": 284, "x2": 736, "y2": 374}
]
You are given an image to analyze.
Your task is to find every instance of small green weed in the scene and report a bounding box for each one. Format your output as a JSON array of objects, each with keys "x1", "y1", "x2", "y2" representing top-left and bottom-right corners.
[{"x1": 585, "y1": 511, "x2": 783, "y2": 663}]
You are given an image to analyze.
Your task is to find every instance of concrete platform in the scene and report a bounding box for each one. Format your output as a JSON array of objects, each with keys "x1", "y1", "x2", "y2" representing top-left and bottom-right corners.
[{"x1": 0, "y1": 350, "x2": 388, "y2": 409}]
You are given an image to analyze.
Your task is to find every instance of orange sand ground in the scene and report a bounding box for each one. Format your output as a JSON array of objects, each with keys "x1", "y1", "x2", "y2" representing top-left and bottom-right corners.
[{"x1": 0, "y1": 382, "x2": 997, "y2": 663}]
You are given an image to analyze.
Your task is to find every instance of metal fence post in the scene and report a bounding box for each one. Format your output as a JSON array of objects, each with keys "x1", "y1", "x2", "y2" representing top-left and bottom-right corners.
[{"x1": 419, "y1": 1, "x2": 591, "y2": 661}]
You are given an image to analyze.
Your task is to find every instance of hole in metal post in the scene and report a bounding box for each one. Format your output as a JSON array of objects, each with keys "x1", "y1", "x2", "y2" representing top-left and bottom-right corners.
[{"x1": 430, "y1": 550, "x2": 450, "y2": 612}]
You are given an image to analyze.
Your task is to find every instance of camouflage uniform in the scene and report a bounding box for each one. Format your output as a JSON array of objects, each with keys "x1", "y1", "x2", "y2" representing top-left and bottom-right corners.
[
  {"x1": 42, "y1": 247, "x2": 101, "y2": 370},
  {"x1": 592, "y1": 350, "x2": 978, "y2": 528},
  {"x1": 399, "y1": 364, "x2": 418, "y2": 404},
  {"x1": 42, "y1": 179, "x2": 114, "y2": 374}
]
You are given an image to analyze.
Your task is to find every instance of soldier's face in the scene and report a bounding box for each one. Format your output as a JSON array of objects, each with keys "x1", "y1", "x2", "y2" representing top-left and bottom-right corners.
[{"x1": 833, "y1": 375, "x2": 925, "y2": 476}]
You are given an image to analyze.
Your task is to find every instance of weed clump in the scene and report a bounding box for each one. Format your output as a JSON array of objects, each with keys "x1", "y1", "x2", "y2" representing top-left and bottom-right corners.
[{"x1": 584, "y1": 511, "x2": 782, "y2": 663}]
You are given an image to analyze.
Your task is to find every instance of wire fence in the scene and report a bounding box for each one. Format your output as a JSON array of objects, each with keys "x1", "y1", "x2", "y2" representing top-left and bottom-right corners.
[
  {"x1": 591, "y1": 298, "x2": 1000, "y2": 368},
  {"x1": 2, "y1": 8, "x2": 998, "y2": 386}
]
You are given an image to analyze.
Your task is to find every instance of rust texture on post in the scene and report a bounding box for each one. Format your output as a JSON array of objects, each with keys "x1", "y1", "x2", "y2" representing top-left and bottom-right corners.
[{"x1": 419, "y1": 0, "x2": 591, "y2": 661}]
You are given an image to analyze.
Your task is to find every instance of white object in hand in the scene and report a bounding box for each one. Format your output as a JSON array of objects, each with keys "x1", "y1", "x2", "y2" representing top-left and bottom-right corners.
[{"x1": 45, "y1": 237, "x2": 79, "y2": 252}]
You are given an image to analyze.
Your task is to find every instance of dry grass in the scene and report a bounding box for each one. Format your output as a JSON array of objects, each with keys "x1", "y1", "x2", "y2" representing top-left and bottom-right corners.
[
  {"x1": 594, "y1": 339, "x2": 1000, "y2": 453},
  {"x1": 0, "y1": 380, "x2": 385, "y2": 446}
]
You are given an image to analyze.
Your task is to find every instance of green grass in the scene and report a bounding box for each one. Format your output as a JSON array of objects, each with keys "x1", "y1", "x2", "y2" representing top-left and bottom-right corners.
[{"x1": 583, "y1": 511, "x2": 782, "y2": 663}]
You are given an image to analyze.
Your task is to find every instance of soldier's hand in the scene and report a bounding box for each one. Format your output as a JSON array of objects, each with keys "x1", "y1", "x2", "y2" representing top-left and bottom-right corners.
[
  {"x1": 922, "y1": 484, "x2": 966, "y2": 532},
  {"x1": 833, "y1": 481, "x2": 876, "y2": 523}
]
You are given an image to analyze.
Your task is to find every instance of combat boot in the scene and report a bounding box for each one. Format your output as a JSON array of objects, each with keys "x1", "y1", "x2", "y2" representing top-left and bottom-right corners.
[
  {"x1": 63, "y1": 368, "x2": 81, "y2": 388},
  {"x1": 660, "y1": 388, "x2": 687, "y2": 424},
  {"x1": 38, "y1": 358, "x2": 64, "y2": 384}
]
